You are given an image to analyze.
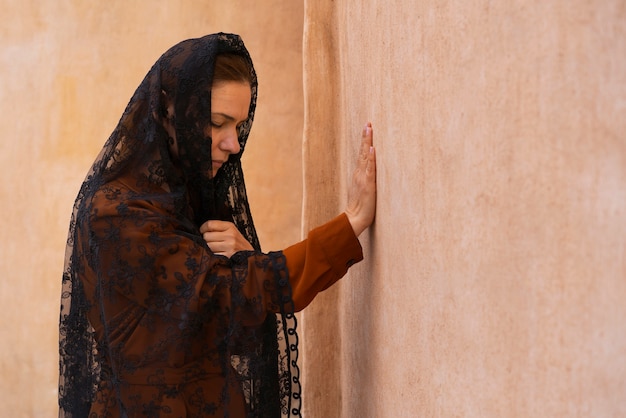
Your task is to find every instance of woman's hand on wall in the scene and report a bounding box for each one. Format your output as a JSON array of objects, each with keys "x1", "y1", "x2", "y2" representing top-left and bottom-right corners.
[
  {"x1": 345, "y1": 122, "x2": 377, "y2": 237},
  {"x1": 200, "y1": 220, "x2": 254, "y2": 257}
]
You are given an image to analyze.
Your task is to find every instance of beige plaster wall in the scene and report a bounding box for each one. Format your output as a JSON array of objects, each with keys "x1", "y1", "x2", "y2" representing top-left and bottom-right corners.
[
  {"x1": 302, "y1": 1, "x2": 626, "y2": 417},
  {"x1": 0, "y1": 2, "x2": 303, "y2": 416}
]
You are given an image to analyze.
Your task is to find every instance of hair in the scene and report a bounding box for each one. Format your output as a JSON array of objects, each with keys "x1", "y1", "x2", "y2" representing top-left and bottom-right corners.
[{"x1": 213, "y1": 53, "x2": 252, "y2": 86}]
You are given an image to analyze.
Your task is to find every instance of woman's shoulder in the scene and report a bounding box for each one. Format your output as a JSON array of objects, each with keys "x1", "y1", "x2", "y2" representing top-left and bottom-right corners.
[
  {"x1": 89, "y1": 179, "x2": 133, "y2": 209},
  {"x1": 89, "y1": 179, "x2": 174, "y2": 218}
]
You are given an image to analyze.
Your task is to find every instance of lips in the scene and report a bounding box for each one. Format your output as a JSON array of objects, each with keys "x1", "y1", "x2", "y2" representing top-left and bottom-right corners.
[{"x1": 212, "y1": 160, "x2": 226, "y2": 174}]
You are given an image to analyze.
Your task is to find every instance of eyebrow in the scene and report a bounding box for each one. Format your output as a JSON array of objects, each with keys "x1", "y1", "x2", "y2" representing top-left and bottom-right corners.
[
  {"x1": 211, "y1": 112, "x2": 247, "y2": 124},
  {"x1": 212, "y1": 112, "x2": 234, "y2": 121}
]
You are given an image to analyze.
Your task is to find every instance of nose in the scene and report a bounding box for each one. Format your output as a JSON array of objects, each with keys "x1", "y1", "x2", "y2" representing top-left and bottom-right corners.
[{"x1": 220, "y1": 129, "x2": 241, "y2": 155}]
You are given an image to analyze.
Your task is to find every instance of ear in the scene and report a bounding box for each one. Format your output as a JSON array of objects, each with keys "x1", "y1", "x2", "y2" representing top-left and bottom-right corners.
[
  {"x1": 160, "y1": 89, "x2": 175, "y2": 121},
  {"x1": 159, "y1": 90, "x2": 178, "y2": 153}
]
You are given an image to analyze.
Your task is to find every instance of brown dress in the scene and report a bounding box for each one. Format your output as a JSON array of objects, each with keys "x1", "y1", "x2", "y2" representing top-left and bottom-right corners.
[{"x1": 78, "y1": 181, "x2": 362, "y2": 417}]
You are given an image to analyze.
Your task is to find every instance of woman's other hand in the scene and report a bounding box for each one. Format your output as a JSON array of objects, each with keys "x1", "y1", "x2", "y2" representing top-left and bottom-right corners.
[
  {"x1": 200, "y1": 220, "x2": 254, "y2": 257},
  {"x1": 345, "y1": 122, "x2": 377, "y2": 237}
]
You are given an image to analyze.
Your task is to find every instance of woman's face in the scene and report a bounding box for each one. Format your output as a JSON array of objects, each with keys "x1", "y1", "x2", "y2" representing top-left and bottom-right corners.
[{"x1": 206, "y1": 81, "x2": 251, "y2": 176}]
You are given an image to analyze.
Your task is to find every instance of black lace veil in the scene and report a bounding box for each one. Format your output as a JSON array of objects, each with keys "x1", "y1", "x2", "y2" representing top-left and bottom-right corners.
[{"x1": 59, "y1": 33, "x2": 300, "y2": 417}]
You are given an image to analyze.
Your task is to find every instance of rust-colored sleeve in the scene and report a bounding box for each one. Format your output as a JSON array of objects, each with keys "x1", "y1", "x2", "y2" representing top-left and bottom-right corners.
[{"x1": 283, "y1": 213, "x2": 364, "y2": 312}]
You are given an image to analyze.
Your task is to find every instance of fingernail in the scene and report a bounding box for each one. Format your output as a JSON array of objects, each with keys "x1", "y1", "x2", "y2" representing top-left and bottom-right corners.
[
  {"x1": 366, "y1": 127, "x2": 372, "y2": 135},
  {"x1": 369, "y1": 146, "x2": 374, "y2": 154}
]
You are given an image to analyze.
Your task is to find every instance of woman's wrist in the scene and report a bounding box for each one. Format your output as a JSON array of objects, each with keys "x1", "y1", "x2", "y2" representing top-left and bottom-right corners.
[{"x1": 345, "y1": 211, "x2": 367, "y2": 237}]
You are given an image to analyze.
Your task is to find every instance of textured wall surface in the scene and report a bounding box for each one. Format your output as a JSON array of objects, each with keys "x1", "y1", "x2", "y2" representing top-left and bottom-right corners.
[
  {"x1": 0, "y1": 2, "x2": 303, "y2": 416},
  {"x1": 301, "y1": 1, "x2": 626, "y2": 417}
]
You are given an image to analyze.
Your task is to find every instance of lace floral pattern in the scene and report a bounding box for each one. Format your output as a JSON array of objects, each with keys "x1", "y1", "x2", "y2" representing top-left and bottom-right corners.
[{"x1": 59, "y1": 33, "x2": 300, "y2": 417}]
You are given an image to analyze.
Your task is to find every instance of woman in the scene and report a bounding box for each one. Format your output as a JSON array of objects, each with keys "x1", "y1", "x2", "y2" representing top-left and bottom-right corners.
[{"x1": 59, "y1": 33, "x2": 376, "y2": 417}]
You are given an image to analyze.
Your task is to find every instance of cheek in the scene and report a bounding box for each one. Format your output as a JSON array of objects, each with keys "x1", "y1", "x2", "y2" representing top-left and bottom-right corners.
[
  {"x1": 210, "y1": 131, "x2": 222, "y2": 154},
  {"x1": 203, "y1": 124, "x2": 213, "y2": 140}
]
